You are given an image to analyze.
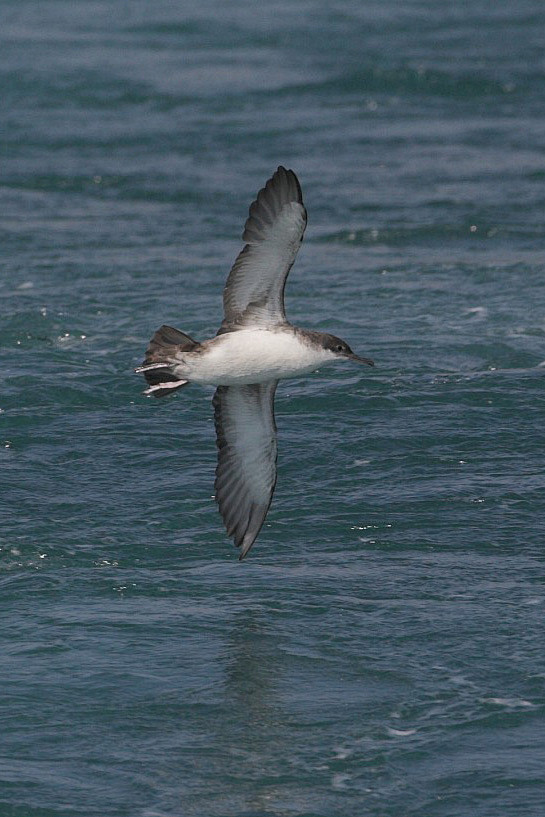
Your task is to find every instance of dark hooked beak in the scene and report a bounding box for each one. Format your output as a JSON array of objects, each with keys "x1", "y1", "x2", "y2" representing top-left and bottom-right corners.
[{"x1": 346, "y1": 352, "x2": 374, "y2": 366}]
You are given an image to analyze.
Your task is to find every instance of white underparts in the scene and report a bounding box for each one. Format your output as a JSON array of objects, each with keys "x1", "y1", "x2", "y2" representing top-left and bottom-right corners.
[{"x1": 171, "y1": 328, "x2": 336, "y2": 386}]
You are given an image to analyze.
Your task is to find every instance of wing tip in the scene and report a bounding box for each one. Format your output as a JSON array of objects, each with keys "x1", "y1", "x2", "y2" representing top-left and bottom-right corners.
[
  {"x1": 275, "y1": 165, "x2": 303, "y2": 203},
  {"x1": 234, "y1": 496, "x2": 276, "y2": 561},
  {"x1": 242, "y1": 165, "x2": 305, "y2": 243},
  {"x1": 238, "y1": 538, "x2": 256, "y2": 561}
]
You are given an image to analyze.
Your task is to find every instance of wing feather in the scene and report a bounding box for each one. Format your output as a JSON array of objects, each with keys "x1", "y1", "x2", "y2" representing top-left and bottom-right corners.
[
  {"x1": 213, "y1": 382, "x2": 278, "y2": 559},
  {"x1": 218, "y1": 166, "x2": 307, "y2": 332}
]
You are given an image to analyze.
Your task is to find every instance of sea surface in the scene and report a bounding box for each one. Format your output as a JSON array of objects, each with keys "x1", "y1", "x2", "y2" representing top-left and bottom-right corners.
[{"x1": 1, "y1": 2, "x2": 544, "y2": 816}]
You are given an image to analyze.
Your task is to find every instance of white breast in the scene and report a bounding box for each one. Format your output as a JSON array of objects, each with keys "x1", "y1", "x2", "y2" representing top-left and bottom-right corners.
[{"x1": 181, "y1": 328, "x2": 330, "y2": 385}]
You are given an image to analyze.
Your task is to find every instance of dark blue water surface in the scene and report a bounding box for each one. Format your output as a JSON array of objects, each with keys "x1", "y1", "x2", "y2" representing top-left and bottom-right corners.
[{"x1": 1, "y1": 2, "x2": 544, "y2": 815}]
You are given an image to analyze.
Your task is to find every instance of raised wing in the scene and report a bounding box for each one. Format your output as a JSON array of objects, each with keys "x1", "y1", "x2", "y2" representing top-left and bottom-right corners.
[
  {"x1": 213, "y1": 382, "x2": 278, "y2": 560},
  {"x1": 218, "y1": 166, "x2": 307, "y2": 333}
]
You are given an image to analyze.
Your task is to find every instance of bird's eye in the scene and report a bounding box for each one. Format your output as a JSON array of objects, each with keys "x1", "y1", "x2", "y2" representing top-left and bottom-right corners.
[{"x1": 336, "y1": 344, "x2": 344, "y2": 352}]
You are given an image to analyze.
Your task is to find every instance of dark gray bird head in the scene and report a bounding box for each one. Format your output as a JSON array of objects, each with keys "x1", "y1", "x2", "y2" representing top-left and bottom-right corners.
[{"x1": 320, "y1": 332, "x2": 374, "y2": 366}]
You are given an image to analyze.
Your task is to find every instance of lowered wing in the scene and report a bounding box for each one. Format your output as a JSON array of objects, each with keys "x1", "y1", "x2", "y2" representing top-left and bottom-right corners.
[{"x1": 213, "y1": 381, "x2": 278, "y2": 559}]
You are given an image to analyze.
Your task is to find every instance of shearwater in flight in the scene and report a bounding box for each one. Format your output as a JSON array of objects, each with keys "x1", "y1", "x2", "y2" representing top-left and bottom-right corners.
[{"x1": 136, "y1": 166, "x2": 374, "y2": 560}]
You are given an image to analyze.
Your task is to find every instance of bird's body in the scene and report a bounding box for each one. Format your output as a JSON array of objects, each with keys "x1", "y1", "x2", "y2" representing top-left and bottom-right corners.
[
  {"x1": 157, "y1": 326, "x2": 346, "y2": 386},
  {"x1": 137, "y1": 166, "x2": 374, "y2": 559}
]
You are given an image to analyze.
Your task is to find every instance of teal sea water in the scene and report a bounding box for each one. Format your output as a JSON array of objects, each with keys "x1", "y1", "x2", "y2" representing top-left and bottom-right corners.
[{"x1": 2, "y1": 2, "x2": 544, "y2": 815}]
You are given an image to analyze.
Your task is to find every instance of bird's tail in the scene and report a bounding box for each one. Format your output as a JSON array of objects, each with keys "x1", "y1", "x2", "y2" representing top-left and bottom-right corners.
[{"x1": 135, "y1": 324, "x2": 197, "y2": 398}]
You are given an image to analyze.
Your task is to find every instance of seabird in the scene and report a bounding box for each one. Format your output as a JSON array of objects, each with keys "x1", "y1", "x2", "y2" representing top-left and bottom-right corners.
[{"x1": 136, "y1": 166, "x2": 374, "y2": 560}]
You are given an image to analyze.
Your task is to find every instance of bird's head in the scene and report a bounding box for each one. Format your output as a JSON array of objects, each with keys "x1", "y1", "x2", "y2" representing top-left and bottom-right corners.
[{"x1": 321, "y1": 333, "x2": 374, "y2": 366}]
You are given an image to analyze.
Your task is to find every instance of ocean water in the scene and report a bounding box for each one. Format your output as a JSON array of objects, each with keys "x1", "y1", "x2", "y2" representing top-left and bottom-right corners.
[{"x1": 1, "y1": 1, "x2": 545, "y2": 815}]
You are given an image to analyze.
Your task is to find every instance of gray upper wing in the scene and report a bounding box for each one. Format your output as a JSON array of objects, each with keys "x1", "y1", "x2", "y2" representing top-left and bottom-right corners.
[
  {"x1": 213, "y1": 381, "x2": 278, "y2": 560},
  {"x1": 218, "y1": 166, "x2": 307, "y2": 333}
]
